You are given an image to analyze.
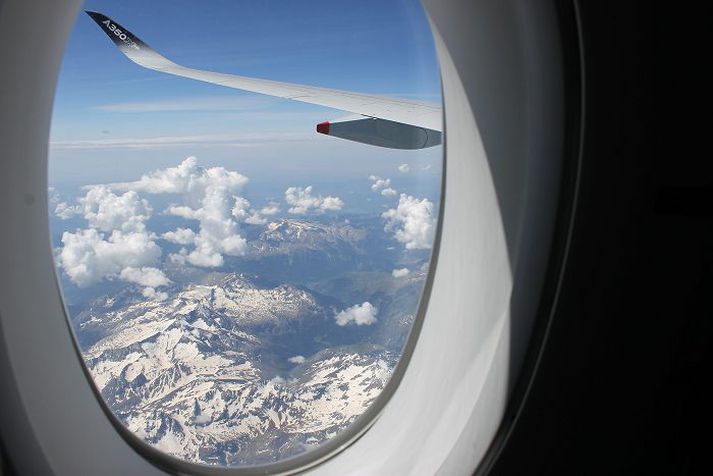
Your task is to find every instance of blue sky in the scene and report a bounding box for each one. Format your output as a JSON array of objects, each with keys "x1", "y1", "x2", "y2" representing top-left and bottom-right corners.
[{"x1": 49, "y1": 0, "x2": 442, "y2": 194}]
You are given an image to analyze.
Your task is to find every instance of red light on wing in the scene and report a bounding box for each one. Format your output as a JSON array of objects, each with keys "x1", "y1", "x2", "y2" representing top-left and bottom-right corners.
[{"x1": 316, "y1": 121, "x2": 330, "y2": 135}]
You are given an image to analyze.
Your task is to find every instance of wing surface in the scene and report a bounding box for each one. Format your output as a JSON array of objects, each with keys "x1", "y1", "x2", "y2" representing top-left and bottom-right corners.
[{"x1": 85, "y1": 11, "x2": 442, "y2": 132}]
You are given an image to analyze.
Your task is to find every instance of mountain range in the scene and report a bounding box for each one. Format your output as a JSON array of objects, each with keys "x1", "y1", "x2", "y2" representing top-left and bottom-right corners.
[{"x1": 67, "y1": 217, "x2": 427, "y2": 465}]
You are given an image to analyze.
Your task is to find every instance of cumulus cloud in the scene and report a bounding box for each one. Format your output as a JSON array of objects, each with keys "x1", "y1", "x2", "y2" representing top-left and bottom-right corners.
[
  {"x1": 50, "y1": 187, "x2": 81, "y2": 219},
  {"x1": 320, "y1": 196, "x2": 344, "y2": 210},
  {"x1": 54, "y1": 185, "x2": 153, "y2": 229},
  {"x1": 370, "y1": 176, "x2": 391, "y2": 191},
  {"x1": 382, "y1": 194, "x2": 436, "y2": 250},
  {"x1": 288, "y1": 355, "x2": 306, "y2": 364},
  {"x1": 54, "y1": 183, "x2": 167, "y2": 288},
  {"x1": 119, "y1": 267, "x2": 170, "y2": 300},
  {"x1": 54, "y1": 201, "x2": 81, "y2": 220},
  {"x1": 369, "y1": 175, "x2": 397, "y2": 197},
  {"x1": 112, "y1": 157, "x2": 248, "y2": 195},
  {"x1": 142, "y1": 287, "x2": 168, "y2": 301},
  {"x1": 285, "y1": 186, "x2": 343, "y2": 214},
  {"x1": 168, "y1": 248, "x2": 189, "y2": 265},
  {"x1": 54, "y1": 157, "x2": 271, "y2": 285},
  {"x1": 244, "y1": 212, "x2": 268, "y2": 225},
  {"x1": 231, "y1": 196, "x2": 252, "y2": 221},
  {"x1": 231, "y1": 198, "x2": 276, "y2": 225},
  {"x1": 114, "y1": 157, "x2": 252, "y2": 268},
  {"x1": 79, "y1": 185, "x2": 152, "y2": 233},
  {"x1": 57, "y1": 229, "x2": 162, "y2": 287},
  {"x1": 260, "y1": 202, "x2": 281, "y2": 216},
  {"x1": 398, "y1": 164, "x2": 411, "y2": 173},
  {"x1": 164, "y1": 205, "x2": 197, "y2": 220},
  {"x1": 161, "y1": 228, "x2": 196, "y2": 245},
  {"x1": 334, "y1": 302, "x2": 378, "y2": 326},
  {"x1": 392, "y1": 268, "x2": 410, "y2": 278},
  {"x1": 119, "y1": 266, "x2": 170, "y2": 288}
]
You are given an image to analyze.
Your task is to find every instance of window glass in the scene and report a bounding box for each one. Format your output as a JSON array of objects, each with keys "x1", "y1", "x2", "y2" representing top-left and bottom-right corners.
[{"x1": 49, "y1": 0, "x2": 441, "y2": 467}]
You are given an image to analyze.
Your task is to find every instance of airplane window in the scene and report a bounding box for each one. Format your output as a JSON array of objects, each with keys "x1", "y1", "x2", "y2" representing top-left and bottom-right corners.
[{"x1": 48, "y1": 0, "x2": 441, "y2": 469}]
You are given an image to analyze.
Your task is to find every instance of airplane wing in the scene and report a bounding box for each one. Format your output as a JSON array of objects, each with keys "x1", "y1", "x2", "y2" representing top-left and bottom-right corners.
[{"x1": 85, "y1": 11, "x2": 442, "y2": 149}]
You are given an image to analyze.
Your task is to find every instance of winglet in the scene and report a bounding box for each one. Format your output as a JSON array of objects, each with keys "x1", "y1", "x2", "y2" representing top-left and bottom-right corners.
[
  {"x1": 85, "y1": 11, "x2": 177, "y2": 71},
  {"x1": 85, "y1": 11, "x2": 149, "y2": 54}
]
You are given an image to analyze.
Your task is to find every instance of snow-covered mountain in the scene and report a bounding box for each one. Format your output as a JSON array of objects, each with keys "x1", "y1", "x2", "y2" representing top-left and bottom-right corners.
[
  {"x1": 62, "y1": 213, "x2": 431, "y2": 466},
  {"x1": 78, "y1": 273, "x2": 397, "y2": 465},
  {"x1": 233, "y1": 218, "x2": 394, "y2": 283},
  {"x1": 252, "y1": 219, "x2": 368, "y2": 257},
  {"x1": 122, "y1": 347, "x2": 395, "y2": 466}
]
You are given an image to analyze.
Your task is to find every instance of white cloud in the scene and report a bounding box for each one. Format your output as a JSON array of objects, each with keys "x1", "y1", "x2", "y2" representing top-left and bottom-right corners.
[
  {"x1": 184, "y1": 248, "x2": 224, "y2": 267},
  {"x1": 57, "y1": 229, "x2": 162, "y2": 287},
  {"x1": 260, "y1": 202, "x2": 281, "y2": 216},
  {"x1": 398, "y1": 164, "x2": 411, "y2": 173},
  {"x1": 164, "y1": 205, "x2": 198, "y2": 220},
  {"x1": 231, "y1": 196, "x2": 252, "y2": 221},
  {"x1": 370, "y1": 176, "x2": 391, "y2": 192},
  {"x1": 320, "y1": 196, "x2": 344, "y2": 211},
  {"x1": 112, "y1": 157, "x2": 248, "y2": 195},
  {"x1": 161, "y1": 228, "x2": 196, "y2": 245},
  {"x1": 53, "y1": 186, "x2": 152, "y2": 228},
  {"x1": 54, "y1": 183, "x2": 166, "y2": 288},
  {"x1": 51, "y1": 189, "x2": 83, "y2": 220},
  {"x1": 370, "y1": 176, "x2": 397, "y2": 197},
  {"x1": 288, "y1": 355, "x2": 306, "y2": 364},
  {"x1": 232, "y1": 197, "x2": 274, "y2": 225},
  {"x1": 54, "y1": 157, "x2": 262, "y2": 284},
  {"x1": 334, "y1": 302, "x2": 378, "y2": 326},
  {"x1": 382, "y1": 194, "x2": 436, "y2": 250},
  {"x1": 392, "y1": 268, "x2": 410, "y2": 278},
  {"x1": 185, "y1": 226, "x2": 246, "y2": 268},
  {"x1": 114, "y1": 157, "x2": 250, "y2": 268},
  {"x1": 119, "y1": 266, "x2": 170, "y2": 288},
  {"x1": 244, "y1": 212, "x2": 267, "y2": 225},
  {"x1": 168, "y1": 248, "x2": 188, "y2": 265},
  {"x1": 79, "y1": 185, "x2": 152, "y2": 233},
  {"x1": 285, "y1": 186, "x2": 344, "y2": 214},
  {"x1": 142, "y1": 287, "x2": 168, "y2": 301},
  {"x1": 54, "y1": 202, "x2": 81, "y2": 220}
]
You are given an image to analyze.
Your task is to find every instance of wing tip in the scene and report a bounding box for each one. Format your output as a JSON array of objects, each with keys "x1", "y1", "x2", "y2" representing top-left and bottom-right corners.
[
  {"x1": 84, "y1": 10, "x2": 148, "y2": 54},
  {"x1": 84, "y1": 10, "x2": 105, "y2": 22},
  {"x1": 316, "y1": 122, "x2": 330, "y2": 135}
]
